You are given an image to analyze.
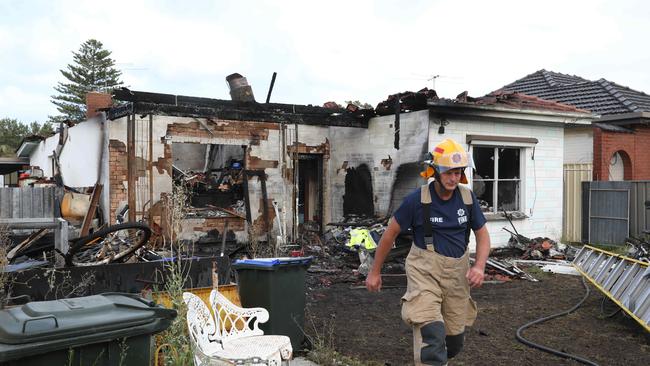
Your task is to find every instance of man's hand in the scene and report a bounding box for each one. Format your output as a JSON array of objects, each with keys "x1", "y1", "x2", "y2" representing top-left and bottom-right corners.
[
  {"x1": 365, "y1": 271, "x2": 382, "y2": 292},
  {"x1": 466, "y1": 265, "x2": 485, "y2": 288},
  {"x1": 366, "y1": 218, "x2": 401, "y2": 293},
  {"x1": 468, "y1": 225, "x2": 490, "y2": 288}
]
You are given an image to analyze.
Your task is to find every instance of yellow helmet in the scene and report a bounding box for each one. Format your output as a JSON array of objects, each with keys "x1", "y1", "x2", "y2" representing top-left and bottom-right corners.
[{"x1": 420, "y1": 138, "x2": 472, "y2": 183}]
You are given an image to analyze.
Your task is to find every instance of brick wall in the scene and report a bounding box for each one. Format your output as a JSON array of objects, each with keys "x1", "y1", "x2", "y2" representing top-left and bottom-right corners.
[
  {"x1": 593, "y1": 125, "x2": 650, "y2": 181},
  {"x1": 167, "y1": 120, "x2": 278, "y2": 144},
  {"x1": 109, "y1": 115, "x2": 333, "y2": 242},
  {"x1": 191, "y1": 217, "x2": 246, "y2": 233},
  {"x1": 108, "y1": 139, "x2": 128, "y2": 223},
  {"x1": 86, "y1": 92, "x2": 112, "y2": 119}
]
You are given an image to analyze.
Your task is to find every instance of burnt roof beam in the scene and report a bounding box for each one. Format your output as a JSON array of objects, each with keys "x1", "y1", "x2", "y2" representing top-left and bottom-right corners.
[
  {"x1": 112, "y1": 89, "x2": 368, "y2": 127},
  {"x1": 128, "y1": 102, "x2": 367, "y2": 128}
]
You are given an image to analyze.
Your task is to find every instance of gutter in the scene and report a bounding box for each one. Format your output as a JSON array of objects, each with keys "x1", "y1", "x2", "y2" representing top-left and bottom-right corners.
[{"x1": 596, "y1": 111, "x2": 650, "y2": 125}]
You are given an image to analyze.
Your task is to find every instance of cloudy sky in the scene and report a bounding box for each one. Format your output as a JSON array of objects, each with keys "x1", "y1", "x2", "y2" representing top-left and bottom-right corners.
[{"x1": 1, "y1": 0, "x2": 649, "y2": 123}]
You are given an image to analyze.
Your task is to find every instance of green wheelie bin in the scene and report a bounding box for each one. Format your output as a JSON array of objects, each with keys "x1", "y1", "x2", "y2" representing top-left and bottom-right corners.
[
  {"x1": 0, "y1": 293, "x2": 176, "y2": 366},
  {"x1": 232, "y1": 257, "x2": 313, "y2": 350}
]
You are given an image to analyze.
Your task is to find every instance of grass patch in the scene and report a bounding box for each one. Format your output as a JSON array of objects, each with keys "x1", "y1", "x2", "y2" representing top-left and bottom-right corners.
[
  {"x1": 153, "y1": 183, "x2": 195, "y2": 365},
  {"x1": 305, "y1": 315, "x2": 383, "y2": 366},
  {"x1": 520, "y1": 265, "x2": 552, "y2": 280},
  {"x1": 308, "y1": 347, "x2": 383, "y2": 366}
]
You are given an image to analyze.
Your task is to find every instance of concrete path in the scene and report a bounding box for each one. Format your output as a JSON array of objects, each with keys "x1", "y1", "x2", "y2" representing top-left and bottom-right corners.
[{"x1": 292, "y1": 356, "x2": 319, "y2": 365}]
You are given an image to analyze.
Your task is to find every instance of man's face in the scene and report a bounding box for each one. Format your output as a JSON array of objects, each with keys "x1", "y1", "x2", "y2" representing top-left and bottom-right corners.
[{"x1": 439, "y1": 168, "x2": 463, "y2": 191}]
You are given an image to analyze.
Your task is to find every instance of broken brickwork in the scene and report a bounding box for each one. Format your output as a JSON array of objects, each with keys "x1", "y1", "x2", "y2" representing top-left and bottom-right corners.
[{"x1": 108, "y1": 139, "x2": 128, "y2": 224}]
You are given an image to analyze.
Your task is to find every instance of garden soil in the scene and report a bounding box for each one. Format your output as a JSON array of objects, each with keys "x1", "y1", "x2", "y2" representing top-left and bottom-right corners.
[{"x1": 305, "y1": 270, "x2": 650, "y2": 365}]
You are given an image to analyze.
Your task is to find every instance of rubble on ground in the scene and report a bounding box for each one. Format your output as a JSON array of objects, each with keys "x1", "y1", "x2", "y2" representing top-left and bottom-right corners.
[{"x1": 303, "y1": 213, "x2": 581, "y2": 286}]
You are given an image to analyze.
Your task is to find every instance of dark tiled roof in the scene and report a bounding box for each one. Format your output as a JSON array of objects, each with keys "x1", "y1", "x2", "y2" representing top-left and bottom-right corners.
[{"x1": 498, "y1": 70, "x2": 650, "y2": 115}]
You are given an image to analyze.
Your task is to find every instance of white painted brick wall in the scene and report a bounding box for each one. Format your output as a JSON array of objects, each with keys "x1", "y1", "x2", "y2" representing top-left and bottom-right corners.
[
  {"x1": 342, "y1": 111, "x2": 564, "y2": 250},
  {"x1": 564, "y1": 127, "x2": 593, "y2": 164},
  {"x1": 328, "y1": 110, "x2": 430, "y2": 221},
  {"x1": 31, "y1": 117, "x2": 103, "y2": 187}
]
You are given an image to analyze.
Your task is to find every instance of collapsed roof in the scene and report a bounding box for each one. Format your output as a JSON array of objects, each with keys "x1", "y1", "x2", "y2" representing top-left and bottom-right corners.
[
  {"x1": 373, "y1": 87, "x2": 591, "y2": 115},
  {"x1": 109, "y1": 88, "x2": 372, "y2": 128}
]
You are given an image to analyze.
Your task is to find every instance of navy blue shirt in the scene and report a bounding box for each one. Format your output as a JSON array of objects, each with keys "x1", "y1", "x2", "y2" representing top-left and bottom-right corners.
[{"x1": 393, "y1": 184, "x2": 487, "y2": 258}]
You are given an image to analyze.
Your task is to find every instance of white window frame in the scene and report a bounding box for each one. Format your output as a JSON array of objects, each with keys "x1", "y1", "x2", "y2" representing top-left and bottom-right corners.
[{"x1": 468, "y1": 136, "x2": 536, "y2": 216}]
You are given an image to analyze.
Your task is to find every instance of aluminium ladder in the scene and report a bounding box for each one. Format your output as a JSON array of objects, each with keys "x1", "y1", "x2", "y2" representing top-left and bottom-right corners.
[{"x1": 572, "y1": 245, "x2": 649, "y2": 332}]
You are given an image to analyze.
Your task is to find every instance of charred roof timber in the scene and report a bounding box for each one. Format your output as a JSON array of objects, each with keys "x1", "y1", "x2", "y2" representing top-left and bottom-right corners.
[
  {"x1": 375, "y1": 88, "x2": 438, "y2": 116},
  {"x1": 110, "y1": 88, "x2": 369, "y2": 128}
]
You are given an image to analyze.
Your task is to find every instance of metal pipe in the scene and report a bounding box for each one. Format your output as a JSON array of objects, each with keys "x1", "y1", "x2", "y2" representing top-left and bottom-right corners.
[
  {"x1": 99, "y1": 112, "x2": 110, "y2": 224},
  {"x1": 294, "y1": 123, "x2": 299, "y2": 241},
  {"x1": 265, "y1": 72, "x2": 277, "y2": 103},
  {"x1": 148, "y1": 114, "x2": 153, "y2": 225},
  {"x1": 128, "y1": 113, "x2": 136, "y2": 222}
]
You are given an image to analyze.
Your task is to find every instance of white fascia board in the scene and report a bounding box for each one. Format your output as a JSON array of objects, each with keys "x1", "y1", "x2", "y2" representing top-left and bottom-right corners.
[
  {"x1": 15, "y1": 141, "x2": 40, "y2": 158},
  {"x1": 428, "y1": 102, "x2": 596, "y2": 126}
]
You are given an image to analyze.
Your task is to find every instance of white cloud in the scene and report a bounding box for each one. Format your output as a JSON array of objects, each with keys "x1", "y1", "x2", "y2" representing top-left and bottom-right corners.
[{"x1": 0, "y1": 86, "x2": 57, "y2": 122}]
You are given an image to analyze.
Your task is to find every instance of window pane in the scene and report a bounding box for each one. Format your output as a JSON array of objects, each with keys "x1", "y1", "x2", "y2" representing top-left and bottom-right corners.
[
  {"x1": 498, "y1": 148, "x2": 520, "y2": 179},
  {"x1": 497, "y1": 180, "x2": 520, "y2": 211},
  {"x1": 473, "y1": 147, "x2": 494, "y2": 179},
  {"x1": 473, "y1": 180, "x2": 493, "y2": 213}
]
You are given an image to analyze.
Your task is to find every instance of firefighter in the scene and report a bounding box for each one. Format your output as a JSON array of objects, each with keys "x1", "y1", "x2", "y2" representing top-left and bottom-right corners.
[{"x1": 366, "y1": 138, "x2": 491, "y2": 365}]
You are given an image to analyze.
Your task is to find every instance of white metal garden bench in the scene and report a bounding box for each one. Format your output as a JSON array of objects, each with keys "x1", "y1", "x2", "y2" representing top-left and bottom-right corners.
[{"x1": 183, "y1": 290, "x2": 293, "y2": 366}]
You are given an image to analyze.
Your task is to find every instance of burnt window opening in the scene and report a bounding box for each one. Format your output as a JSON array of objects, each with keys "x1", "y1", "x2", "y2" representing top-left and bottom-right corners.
[
  {"x1": 172, "y1": 143, "x2": 246, "y2": 213},
  {"x1": 472, "y1": 146, "x2": 521, "y2": 213},
  {"x1": 343, "y1": 164, "x2": 375, "y2": 218}
]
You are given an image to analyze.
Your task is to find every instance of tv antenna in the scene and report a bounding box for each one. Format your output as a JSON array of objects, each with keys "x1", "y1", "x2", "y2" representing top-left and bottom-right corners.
[{"x1": 427, "y1": 75, "x2": 440, "y2": 90}]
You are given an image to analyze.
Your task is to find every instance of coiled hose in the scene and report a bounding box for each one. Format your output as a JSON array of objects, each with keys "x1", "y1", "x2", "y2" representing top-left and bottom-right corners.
[{"x1": 515, "y1": 277, "x2": 600, "y2": 366}]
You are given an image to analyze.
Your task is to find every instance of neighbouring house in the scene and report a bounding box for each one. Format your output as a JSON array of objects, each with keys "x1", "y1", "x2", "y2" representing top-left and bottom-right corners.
[
  {"x1": 17, "y1": 77, "x2": 594, "y2": 249},
  {"x1": 0, "y1": 157, "x2": 30, "y2": 186},
  {"x1": 500, "y1": 69, "x2": 650, "y2": 180},
  {"x1": 499, "y1": 69, "x2": 650, "y2": 242}
]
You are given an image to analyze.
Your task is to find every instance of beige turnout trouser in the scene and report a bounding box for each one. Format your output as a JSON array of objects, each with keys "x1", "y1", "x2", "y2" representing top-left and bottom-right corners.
[{"x1": 401, "y1": 244, "x2": 478, "y2": 365}]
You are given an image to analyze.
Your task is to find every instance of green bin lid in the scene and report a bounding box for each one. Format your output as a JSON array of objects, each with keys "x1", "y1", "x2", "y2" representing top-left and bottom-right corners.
[{"x1": 0, "y1": 293, "x2": 175, "y2": 344}]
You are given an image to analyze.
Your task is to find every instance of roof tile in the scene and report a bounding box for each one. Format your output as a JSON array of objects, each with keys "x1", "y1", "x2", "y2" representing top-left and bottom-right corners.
[{"x1": 497, "y1": 70, "x2": 650, "y2": 115}]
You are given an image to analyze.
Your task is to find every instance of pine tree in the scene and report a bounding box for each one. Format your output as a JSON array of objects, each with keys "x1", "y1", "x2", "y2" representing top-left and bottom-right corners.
[{"x1": 50, "y1": 39, "x2": 123, "y2": 122}]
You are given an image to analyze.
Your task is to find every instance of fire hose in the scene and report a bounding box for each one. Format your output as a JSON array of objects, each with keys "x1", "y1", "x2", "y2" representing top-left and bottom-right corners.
[{"x1": 515, "y1": 276, "x2": 599, "y2": 366}]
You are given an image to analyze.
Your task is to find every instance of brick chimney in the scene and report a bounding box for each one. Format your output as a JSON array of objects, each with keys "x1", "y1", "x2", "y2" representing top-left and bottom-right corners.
[
  {"x1": 86, "y1": 92, "x2": 113, "y2": 119},
  {"x1": 226, "y1": 73, "x2": 256, "y2": 102}
]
